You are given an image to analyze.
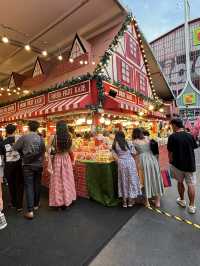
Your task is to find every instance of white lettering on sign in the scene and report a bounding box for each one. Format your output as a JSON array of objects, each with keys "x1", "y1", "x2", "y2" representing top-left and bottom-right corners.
[
  {"x1": 19, "y1": 96, "x2": 45, "y2": 110},
  {"x1": 48, "y1": 81, "x2": 90, "y2": 102},
  {"x1": 0, "y1": 104, "x2": 16, "y2": 115}
]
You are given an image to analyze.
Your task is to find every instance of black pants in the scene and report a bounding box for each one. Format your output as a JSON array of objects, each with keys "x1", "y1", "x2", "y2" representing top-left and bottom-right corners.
[
  {"x1": 4, "y1": 161, "x2": 24, "y2": 209},
  {"x1": 23, "y1": 165, "x2": 43, "y2": 212}
]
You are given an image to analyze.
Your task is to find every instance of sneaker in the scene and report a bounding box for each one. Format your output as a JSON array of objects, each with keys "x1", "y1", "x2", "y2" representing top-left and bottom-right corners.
[
  {"x1": 188, "y1": 206, "x2": 196, "y2": 214},
  {"x1": 176, "y1": 198, "x2": 186, "y2": 208},
  {"x1": 24, "y1": 212, "x2": 34, "y2": 220},
  {"x1": 0, "y1": 212, "x2": 7, "y2": 230},
  {"x1": 34, "y1": 206, "x2": 39, "y2": 211}
]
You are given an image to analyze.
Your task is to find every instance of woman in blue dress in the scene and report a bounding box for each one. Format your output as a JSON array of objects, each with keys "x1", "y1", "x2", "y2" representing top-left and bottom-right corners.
[{"x1": 112, "y1": 131, "x2": 141, "y2": 208}]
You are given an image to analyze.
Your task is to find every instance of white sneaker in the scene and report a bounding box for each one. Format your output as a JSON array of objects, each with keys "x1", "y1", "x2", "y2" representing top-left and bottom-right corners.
[
  {"x1": 176, "y1": 198, "x2": 186, "y2": 208},
  {"x1": 188, "y1": 206, "x2": 196, "y2": 214}
]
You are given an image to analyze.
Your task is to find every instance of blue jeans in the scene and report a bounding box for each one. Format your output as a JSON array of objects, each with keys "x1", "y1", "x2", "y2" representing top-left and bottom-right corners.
[{"x1": 23, "y1": 166, "x2": 43, "y2": 212}]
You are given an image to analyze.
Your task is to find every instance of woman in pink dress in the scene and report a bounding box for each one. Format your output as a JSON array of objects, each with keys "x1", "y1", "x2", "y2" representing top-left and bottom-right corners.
[{"x1": 49, "y1": 121, "x2": 76, "y2": 209}]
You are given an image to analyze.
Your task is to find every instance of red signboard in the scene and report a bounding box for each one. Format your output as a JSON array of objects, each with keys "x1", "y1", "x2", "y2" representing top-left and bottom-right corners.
[
  {"x1": 48, "y1": 81, "x2": 90, "y2": 103},
  {"x1": 18, "y1": 95, "x2": 45, "y2": 110},
  {"x1": 103, "y1": 82, "x2": 143, "y2": 105},
  {"x1": 0, "y1": 103, "x2": 16, "y2": 116}
]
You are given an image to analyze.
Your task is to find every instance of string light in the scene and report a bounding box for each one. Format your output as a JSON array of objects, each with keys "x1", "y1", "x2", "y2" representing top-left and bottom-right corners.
[
  {"x1": 7, "y1": 88, "x2": 10, "y2": 92},
  {"x1": 69, "y1": 58, "x2": 74, "y2": 63},
  {"x1": 13, "y1": 89, "x2": 17, "y2": 93},
  {"x1": 8, "y1": 92, "x2": 11, "y2": 96},
  {"x1": 17, "y1": 87, "x2": 21, "y2": 91},
  {"x1": 2, "y1": 36, "x2": 9, "y2": 43},
  {"x1": 0, "y1": 93, "x2": 2, "y2": 96},
  {"x1": 0, "y1": 87, "x2": 4, "y2": 91},
  {"x1": 23, "y1": 90, "x2": 30, "y2": 94},
  {"x1": 58, "y1": 55, "x2": 63, "y2": 61},
  {"x1": 80, "y1": 60, "x2": 84, "y2": 65},
  {"x1": 84, "y1": 60, "x2": 88, "y2": 65},
  {"x1": 92, "y1": 61, "x2": 95, "y2": 65},
  {"x1": 25, "y1": 44, "x2": 31, "y2": 51},
  {"x1": 42, "y1": 50, "x2": 48, "y2": 57}
]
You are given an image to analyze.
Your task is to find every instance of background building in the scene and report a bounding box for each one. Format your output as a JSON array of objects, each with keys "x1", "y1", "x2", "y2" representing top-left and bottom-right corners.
[{"x1": 151, "y1": 18, "x2": 200, "y2": 122}]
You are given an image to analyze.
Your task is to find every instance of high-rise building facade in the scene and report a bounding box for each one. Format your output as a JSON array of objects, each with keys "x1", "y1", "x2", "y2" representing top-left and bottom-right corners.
[{"x1": 151, "y1": 18, "x2": 200, "y2": 121}]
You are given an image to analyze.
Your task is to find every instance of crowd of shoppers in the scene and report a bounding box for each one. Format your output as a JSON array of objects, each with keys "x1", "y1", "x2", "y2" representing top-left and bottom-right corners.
[{"x1": 0, "y1": 118, "x2": 198, "y2": 230}]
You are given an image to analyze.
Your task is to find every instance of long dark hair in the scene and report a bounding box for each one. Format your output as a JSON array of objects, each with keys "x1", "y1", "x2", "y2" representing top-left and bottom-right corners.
[
  {"x1": 132, "y1": 128, "x2": 145, "y2": 140},
  {"x1": 112, "y1": 131, "x2": 129, "y2": 152},
  {"x1": 56, "y1": 120, "x2": 72, "y2": 152}
]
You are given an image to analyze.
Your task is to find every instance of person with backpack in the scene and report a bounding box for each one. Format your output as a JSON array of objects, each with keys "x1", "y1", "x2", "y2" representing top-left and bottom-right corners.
[
  {"x1": 132, "y1": 128, "x2": 164, "y2": 208},
  {"x1": 112, "y1": 131, "x2": 141, "y2": 208},
  {"x1": 0, "y1": 124, "x2": 23, "y2": 212},
  {"x1": 14, "y1": 121, "x2": 45, "y2": 219}
]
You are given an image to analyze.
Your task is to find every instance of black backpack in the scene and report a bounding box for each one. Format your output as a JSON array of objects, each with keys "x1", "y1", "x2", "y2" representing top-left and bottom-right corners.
[{"x1": 150, "y1": 139, "x2": 159, "y2": 156}]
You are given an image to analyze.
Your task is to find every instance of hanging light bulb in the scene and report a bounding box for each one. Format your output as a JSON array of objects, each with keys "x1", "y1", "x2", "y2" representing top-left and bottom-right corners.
[
  {"x1": 16, "y1": 92, "x2": 20, "y2": 95},
  {"x1": 2, "y1": 36, "x2": 9, "y2": 43},
  {"x1": 23, "y1": 89, "x2": 30, "y2": 95},
  {"x1": 159, "y1": 108, "x2": 164, "y2": 113},
  {"x1": 84, "y1": 60, "x2": 88, "y2": 65},
  {"x1": 148, "y1": 105, "x2": 154, "y2": 111},
  {"x1": 42, "y1": 50, "x2": 48, "y2": 57},
  {"x1": 7, "y1": 88, "x2": 10, "y2": 92},
  {"x1": 92, "y1": 61, "x2": 95, "y2": 65},
  {"x1": 86, "y1": 118, "x2": 92, "y2": 125},
  {"x1": 0, "y1": 93, "x2": 2, "y2": 96},
  {"x1": 0, "y1": 87, "x2": 4, "y2": 91},
  {"x1": 13, "y1": 89, "x2": 17, "y2": 93},
  {"x1": 58, "y1": 55, "x2": 63, "y2": 61},
  {"x1": 17, "y1": 87, "x2": 21, "y2": 91},
  {"x1": 8, "y1": 92, "x2": 11, "y2": 96},
  {"x1": 99, "y1": 117, "x2": 105, "y2": 124},
  {"x1": 80, "y1": 60, "x2": 84, "y2": 65},
  {"x1": 25, "y1": 44, "x2": 31, "y2": 51},
  {"x1": 69, "y1": 58, "x2": 74, "y2": 63}
]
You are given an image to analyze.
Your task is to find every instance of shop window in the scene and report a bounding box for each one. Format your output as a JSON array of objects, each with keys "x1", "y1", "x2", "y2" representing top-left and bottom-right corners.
[
  {"x1": 140, "y1": 75, "x2": 147, "y2": 93},
  {"x1": 116, "y1": 57, "x2": 132, "y2": 86},
  {"x1": 122, "y1": 61, "x2": 130, "y2": 83},
  {"x1": 126, "y1": 34, "x2": 140, "y2": 65}
]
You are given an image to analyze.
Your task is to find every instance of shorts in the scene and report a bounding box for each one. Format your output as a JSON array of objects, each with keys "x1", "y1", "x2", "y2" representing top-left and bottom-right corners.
[{"x1": 170, "y1": 165, "x2": 196, "y2": 185}]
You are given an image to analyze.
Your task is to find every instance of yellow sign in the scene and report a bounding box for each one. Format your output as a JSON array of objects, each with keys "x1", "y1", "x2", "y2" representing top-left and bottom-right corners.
[
  {"x1": 193, "y1": 27, "x2": 200, "y2": 46},
  {"x1": 183, "y1": 93, "x2": 196, "y2": 105}
]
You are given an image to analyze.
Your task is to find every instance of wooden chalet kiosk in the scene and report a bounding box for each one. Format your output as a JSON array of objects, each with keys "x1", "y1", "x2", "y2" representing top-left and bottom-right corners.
[{"x1": 0, "y1": 1, "x2": 173, "y2": 206}]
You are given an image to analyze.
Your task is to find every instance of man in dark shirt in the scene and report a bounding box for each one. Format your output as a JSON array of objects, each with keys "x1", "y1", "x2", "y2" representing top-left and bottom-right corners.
[
  {"x1": 167, "y1": 119, "x2": 197, "y2": 214},
  {"x1": 0, "y1": 124, "x2": 23, "y2": 212},
  {"x1": 14, "y1": 121, "x2": 45, "y2": 219}
]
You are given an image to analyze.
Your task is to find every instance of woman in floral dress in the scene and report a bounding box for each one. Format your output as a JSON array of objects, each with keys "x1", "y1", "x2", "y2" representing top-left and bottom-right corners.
[
  {"x1": 112, "y1": 131, "x2": 141, "y2": 208},
  {"x1": 49, "y1": 121, "x2": 76, "y2": 209}
]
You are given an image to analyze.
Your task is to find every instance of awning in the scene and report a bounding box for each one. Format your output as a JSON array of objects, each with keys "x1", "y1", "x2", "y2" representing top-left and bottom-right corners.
[
  {"x1": 9, "y1": 105, "x2": 45, "y2": 121},
  {"x1": 103, "y1": 96, "x2": 146, "y2": 113},
  {"x1": 35, "y1": 94, "x2": 91, "y2": 116}
]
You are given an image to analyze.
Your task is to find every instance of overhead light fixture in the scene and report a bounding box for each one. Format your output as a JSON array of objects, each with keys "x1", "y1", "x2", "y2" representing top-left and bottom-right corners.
[
  {"x1": 16, "y1": 92, "x2": 20, "y2": 95},
  {"x1": 8, "y1": 92, "x2": 11, "y2": 96},
  {"x1": 148, "y1": 105, "x2": 154, "y2": 111},
  {"x1": 23, "y1": 89, "x2": 30, "y2": 94},
  {"x1": 159, "y1": 108, "x2": 164, "y2": 113},
  {"x1": 42, "y1": 50, "x2": 48, "y2": 57},
  {"x1": 69, "y1": 58, "x2": 74, "y2": 63},
  {"x1": 58, "y1": 55, "x2": 63, "y2": 61},
  {"x1": 84, "y1": 60, "x2": 88, "y2": 65},
  {"x1": 139, "y1": 111, "x2": 144, "y2": 117},
  {"x1": 17, "y1": 87, "x2": 21, "y2": 91},
  {"x1": 0, "y1": 87, "x2": 4, "y2": 91},
  {"x1": 25, "y1": 44, "x2": 31, "y2": 51},
  {"x1": 92, "y1": 61, "x2": 95, "y2": 65},
  {"x1": 13, "y1": 89, "x2": 17, "y2": 93},
  {"x1": 0, "y1": 93, "x2": 2, "y2": 96},
  {"x1": 2, "y1": 36, "x2": 9, "y2": 43},
  {"x1": 7, "y1": 88, "x2": 10, "y2": 92},
  {"x1": 80, "y1": 60, "x2": 84, "y2": 65}
]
